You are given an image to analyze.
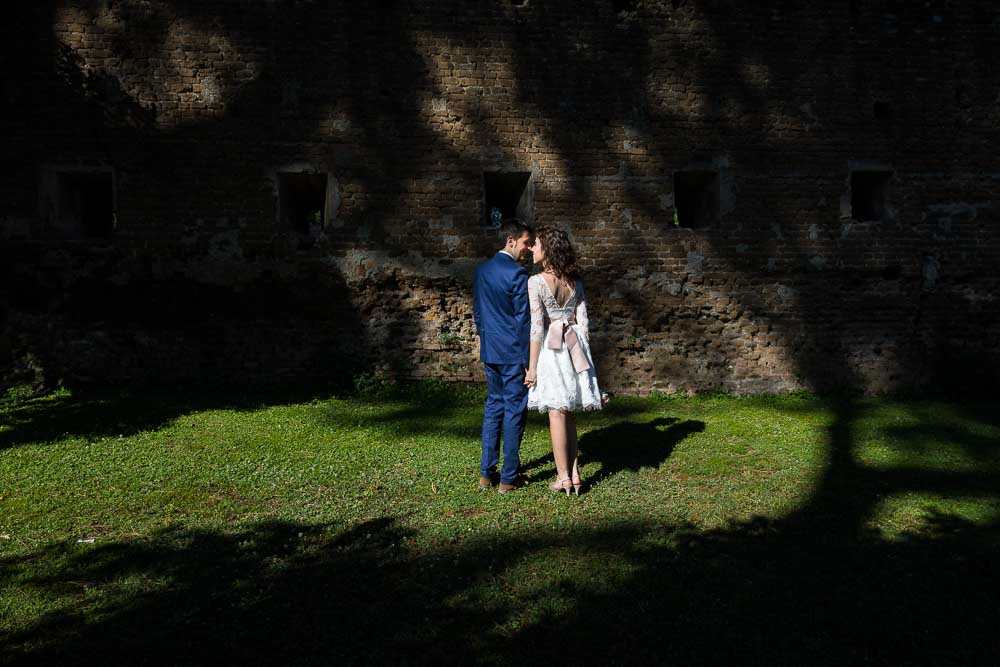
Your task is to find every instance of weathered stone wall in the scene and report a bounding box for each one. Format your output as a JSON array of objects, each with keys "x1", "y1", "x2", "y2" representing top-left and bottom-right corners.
[{"x1": 2, "y1": 1, "x2": 999, "y2": 393}]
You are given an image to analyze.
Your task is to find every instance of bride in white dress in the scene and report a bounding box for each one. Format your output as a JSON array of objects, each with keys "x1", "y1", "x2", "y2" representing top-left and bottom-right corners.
[{"x1": 523, "y1": 227, "x2": 603, "y2": 495}]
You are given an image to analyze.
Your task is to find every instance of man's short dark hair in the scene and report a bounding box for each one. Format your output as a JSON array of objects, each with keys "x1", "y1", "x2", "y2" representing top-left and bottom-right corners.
[{"x1": 499, "y1": 218, "x2": 533, "y2": 244}]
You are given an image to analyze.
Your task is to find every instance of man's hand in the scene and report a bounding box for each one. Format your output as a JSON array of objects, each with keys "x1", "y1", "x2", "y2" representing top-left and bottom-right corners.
[{"x1": 524, "y1": 368, "x2": 536, "y2": 387}]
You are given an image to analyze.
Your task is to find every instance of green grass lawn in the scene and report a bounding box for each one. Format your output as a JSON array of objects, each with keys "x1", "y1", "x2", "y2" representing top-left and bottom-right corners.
[{"x1": 2, "y1": 383, "x2": 998, "y2": 665}]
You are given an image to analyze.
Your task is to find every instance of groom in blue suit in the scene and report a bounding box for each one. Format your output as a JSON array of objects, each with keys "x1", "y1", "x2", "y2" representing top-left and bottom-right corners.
[{"x1": 473, "y1": 219, "x2": 534, "y2": 494}]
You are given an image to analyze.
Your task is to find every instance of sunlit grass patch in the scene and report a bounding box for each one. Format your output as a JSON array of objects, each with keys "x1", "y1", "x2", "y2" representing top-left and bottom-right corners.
[{"x1": 866, "y1": 495, "x2": 1000, "y2": 540}]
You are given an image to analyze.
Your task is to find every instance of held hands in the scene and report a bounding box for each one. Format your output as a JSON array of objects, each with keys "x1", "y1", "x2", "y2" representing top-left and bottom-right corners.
[{"x1": 524, "y1": 368, "x2": 536, "y2": 387}]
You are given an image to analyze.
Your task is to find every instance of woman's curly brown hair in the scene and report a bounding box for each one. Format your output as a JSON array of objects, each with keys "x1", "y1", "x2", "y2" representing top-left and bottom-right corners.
[{"x1": 536, "y1": 226, "x2": 579, "y2": 281}]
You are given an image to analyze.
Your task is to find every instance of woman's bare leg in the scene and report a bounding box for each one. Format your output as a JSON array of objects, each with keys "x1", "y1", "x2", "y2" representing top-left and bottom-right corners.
[
  {"x1": 566, "y1": 413, "x2": 581, "y2": 486},
  {"x1": 548, "y1": 409, "x2": 572, "y2": 481}
]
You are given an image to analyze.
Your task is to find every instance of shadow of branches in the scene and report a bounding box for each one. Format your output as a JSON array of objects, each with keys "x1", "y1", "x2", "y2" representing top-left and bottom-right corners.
[
  {"x1": 3, "y1": 510, "x2": 998, "y2": 665},
  {"x1": 0, "y1": 383, "x2": 341, "y2": 451}
]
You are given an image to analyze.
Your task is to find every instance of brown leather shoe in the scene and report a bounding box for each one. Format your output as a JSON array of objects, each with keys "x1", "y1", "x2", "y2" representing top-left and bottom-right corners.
[
  {"x1": 478, "y1": 476, "x2": 495, "y2": 490},
  {"x1": 497, "y1": 477, "x2": 525, "y2": 494}
]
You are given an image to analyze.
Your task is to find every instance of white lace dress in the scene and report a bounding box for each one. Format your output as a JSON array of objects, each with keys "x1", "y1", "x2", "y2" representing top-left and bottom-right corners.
[{"x1": 527, "y1": 274, "x2": 603, "y2": 413}]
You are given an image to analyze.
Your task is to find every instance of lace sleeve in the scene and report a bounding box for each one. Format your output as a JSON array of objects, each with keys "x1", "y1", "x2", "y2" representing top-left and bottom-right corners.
[
  {"x1": 529, "y1": 276, "x2": 545, "y2": 342},
  {"x1": 574, "y1": 280, "x2": 589, "y2": 340}
]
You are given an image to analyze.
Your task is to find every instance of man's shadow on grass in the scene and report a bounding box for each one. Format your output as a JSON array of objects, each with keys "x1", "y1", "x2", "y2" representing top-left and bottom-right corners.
[{"x1": 523, "y1": 417, "x2": 706, "y2": 488}]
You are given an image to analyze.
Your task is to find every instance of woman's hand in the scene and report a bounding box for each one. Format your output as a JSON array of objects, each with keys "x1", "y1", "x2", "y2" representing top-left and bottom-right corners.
[{"x1": 524, "y1": 368, "x2": 536, "y2": 387}]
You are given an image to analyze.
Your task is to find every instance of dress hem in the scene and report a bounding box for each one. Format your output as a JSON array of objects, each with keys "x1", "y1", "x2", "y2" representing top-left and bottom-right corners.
[{"x1": 527, "y1": 401, "x2": 602, "y2": 413}]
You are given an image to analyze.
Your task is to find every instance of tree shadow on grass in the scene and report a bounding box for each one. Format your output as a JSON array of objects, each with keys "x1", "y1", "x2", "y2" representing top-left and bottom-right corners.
[
  {"x1": 2, "y1": 511, "x2": 998, "y2": 665},
  {"x1": 321, "y1": 386, "x2": 649, "y2": 442},
  {"x1": 0, "y1": 383, "x2": 343, "y2": 451},
  {"x1": 3, "y1": 393, "x2": 999, "y2": 665},
  {"x1": 320, "y1": 382, "x2": 488, "y2": 440}
]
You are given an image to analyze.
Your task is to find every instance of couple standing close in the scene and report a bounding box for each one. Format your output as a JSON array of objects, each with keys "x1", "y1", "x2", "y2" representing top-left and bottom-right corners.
[{"x1": 473, "y1": 220, "x2": 604, "y2": 496}]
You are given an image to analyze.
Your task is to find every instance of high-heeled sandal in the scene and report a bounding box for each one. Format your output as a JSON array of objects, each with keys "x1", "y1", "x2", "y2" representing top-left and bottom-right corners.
[{"x1": 548, "y1": 477, "x2": 573, "y2": 496}]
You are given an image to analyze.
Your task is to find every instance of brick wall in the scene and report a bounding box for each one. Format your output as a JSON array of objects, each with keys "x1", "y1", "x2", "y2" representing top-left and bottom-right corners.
[{"x1": 2, "y1": 1, "x2": 999, "y2": 393}]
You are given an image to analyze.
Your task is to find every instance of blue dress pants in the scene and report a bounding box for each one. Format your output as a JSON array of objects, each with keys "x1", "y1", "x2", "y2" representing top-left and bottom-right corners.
[{"x1": 480, "y1": 362, "x2": 528, "y2": 484}]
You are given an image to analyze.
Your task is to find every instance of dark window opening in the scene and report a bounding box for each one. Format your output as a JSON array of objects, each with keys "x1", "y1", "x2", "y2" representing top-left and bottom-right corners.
[
  {"x1": 873, "y1": 101, "x2": 892, "y2": 121},
  {"x1": 483, "y1": 171, "x2": 532, "y2": 227},
  {"x1": 955, "y1": 85, "x2": 969, "y2": 108},
  {"x1": 279, "y1": 172, "x2": 327, "y2": 234},
  {"x1": 850, "y1": 170, "x2": 892, "y2": 222},
  {"x1": 57, "y1": 171, "x2": 114, "y2": 239},
  {"x1": 673, "y1": 170, "x2": 720, "y2": 228},
  {"x1": 881, "y1": 264, "x2": 902, "y2": 280}
]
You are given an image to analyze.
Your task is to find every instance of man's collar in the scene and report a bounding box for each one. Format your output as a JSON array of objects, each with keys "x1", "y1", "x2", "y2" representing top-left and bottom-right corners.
[{"x1": 498, "y1": 250, "x2": 516, "y2": 260}]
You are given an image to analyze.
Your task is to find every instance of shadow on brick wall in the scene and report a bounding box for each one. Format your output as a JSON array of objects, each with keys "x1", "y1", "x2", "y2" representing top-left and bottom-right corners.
[
  {"x1": 5, "y1": 1, "x2": 999, "y2": 395},
  {"x1": 3, "y1": 247, "x2": 367, "y2": 389}
]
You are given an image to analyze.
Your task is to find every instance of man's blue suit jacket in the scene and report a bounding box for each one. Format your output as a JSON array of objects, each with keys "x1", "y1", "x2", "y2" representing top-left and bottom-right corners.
[{"x1": 473, "y1": 252, "x2": 530, "y2": 367}]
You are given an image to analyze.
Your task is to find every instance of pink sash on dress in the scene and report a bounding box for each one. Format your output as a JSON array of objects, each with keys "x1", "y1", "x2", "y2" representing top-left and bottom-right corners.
[{"x1": 545, "y1": 319, "x2": 591, "y2": 373}]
